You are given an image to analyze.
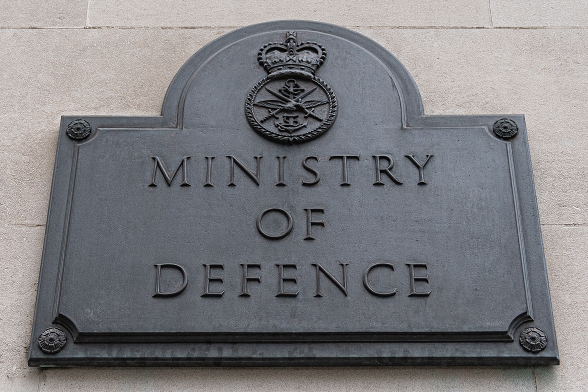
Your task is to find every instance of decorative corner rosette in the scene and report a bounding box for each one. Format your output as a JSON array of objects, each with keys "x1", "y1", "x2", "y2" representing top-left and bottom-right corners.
[
  {"x1": 493, "y1": 118, "x2": 518, "y2": 139},
  {"x1": 66, "y1": 119, "x2": 92, "y2": 140},
  {"x1": 38, "y1": 327, "x2": 67, "y2": 354},
  {"x1": 519, "y1": 327, "x2": 548, "y2": 353},
  {"x1": 245, "y1": 31, "x2": 338, "y2": 144}
]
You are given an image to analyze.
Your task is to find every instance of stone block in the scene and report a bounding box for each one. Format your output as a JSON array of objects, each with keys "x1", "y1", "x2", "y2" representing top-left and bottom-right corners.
[
  {"x1": 87, "y1": 0, "x2": 491, "y2": 28},
  {"x1": 0, "y1": 29, "x2": 231, "y2": 118},
  {"x1": 492, "y1": 0, "x2": 588, "y2": 27},
  {"x1": 536, "y1": 226, "x2": 588, "y2": 391},
  {"x1": 39, "y1": 367, "x2": 534, "y2": 391},
  {"x1": 0, "y1": 146, "x2": 53, "y2": 227},
  {"x1": 0, "y1": 227, "x2": 43, "y2": 391},
  {"x1": 0, "y1": 0, "x2": 87, "y2": 28}
]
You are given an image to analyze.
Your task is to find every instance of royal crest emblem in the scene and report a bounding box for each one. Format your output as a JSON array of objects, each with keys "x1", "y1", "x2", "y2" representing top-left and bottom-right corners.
[{"x1": 245, "y1": 32, "x2": 338, "y2": 144}]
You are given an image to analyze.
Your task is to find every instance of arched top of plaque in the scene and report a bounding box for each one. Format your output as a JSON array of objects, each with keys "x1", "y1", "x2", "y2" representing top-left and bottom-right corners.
[{"x1": 160, "y1": 21, "x2": 424, "y2": 143}]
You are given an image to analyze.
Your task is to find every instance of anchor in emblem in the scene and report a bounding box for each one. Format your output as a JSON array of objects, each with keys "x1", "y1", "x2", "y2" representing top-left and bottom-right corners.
[{"x1": 254, "y1": 79, "x2": 329, "y2": 134}]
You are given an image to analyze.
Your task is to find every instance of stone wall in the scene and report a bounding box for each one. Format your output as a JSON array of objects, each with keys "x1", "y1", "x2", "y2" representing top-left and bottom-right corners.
[{"x1": 1, "y1": 1, "x2": 586, "y2": 390}]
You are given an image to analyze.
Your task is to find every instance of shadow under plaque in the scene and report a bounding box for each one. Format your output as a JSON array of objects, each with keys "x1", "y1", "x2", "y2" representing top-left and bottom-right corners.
[{"x1": 29, "y1": 21, "x2": 559, "y2": 366}]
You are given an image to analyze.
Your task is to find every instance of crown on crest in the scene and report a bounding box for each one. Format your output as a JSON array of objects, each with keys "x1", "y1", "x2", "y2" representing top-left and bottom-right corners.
[{"x1": 258, "y1": 32, "x2": 327, "y2": 77}]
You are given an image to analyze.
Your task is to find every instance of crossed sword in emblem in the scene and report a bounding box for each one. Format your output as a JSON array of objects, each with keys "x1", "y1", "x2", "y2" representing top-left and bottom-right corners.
[{"x1": 254, "y1": 85, "x2": 329, "y2": 123}]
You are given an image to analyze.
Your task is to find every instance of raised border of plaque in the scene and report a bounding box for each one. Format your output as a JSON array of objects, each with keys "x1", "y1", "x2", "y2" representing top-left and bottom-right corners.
[{"x1": 29, "y1": 20, "x2": 559, "y2": 366}]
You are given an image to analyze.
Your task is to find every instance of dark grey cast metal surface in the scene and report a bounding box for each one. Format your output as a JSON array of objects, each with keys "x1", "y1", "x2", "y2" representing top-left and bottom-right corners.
[{"x1": 29, "y1": 21, "x2": 559, "y2": 366}]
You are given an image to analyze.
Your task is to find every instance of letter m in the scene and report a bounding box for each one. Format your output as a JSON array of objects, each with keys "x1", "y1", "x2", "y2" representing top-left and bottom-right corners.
[{"x1": 149, "y1": 156, "x2": 191, "y2": 187}]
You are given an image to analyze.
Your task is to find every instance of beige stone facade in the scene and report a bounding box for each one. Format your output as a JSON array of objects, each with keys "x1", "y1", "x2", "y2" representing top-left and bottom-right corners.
[{"x1": 1, "y1": 1, "x2": 586, "y2": 390}]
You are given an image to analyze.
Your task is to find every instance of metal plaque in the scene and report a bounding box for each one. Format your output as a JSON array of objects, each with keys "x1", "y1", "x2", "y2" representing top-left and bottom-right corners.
[{"x1": 29, "y1": 21, "x2": 559, "y2": 366}]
